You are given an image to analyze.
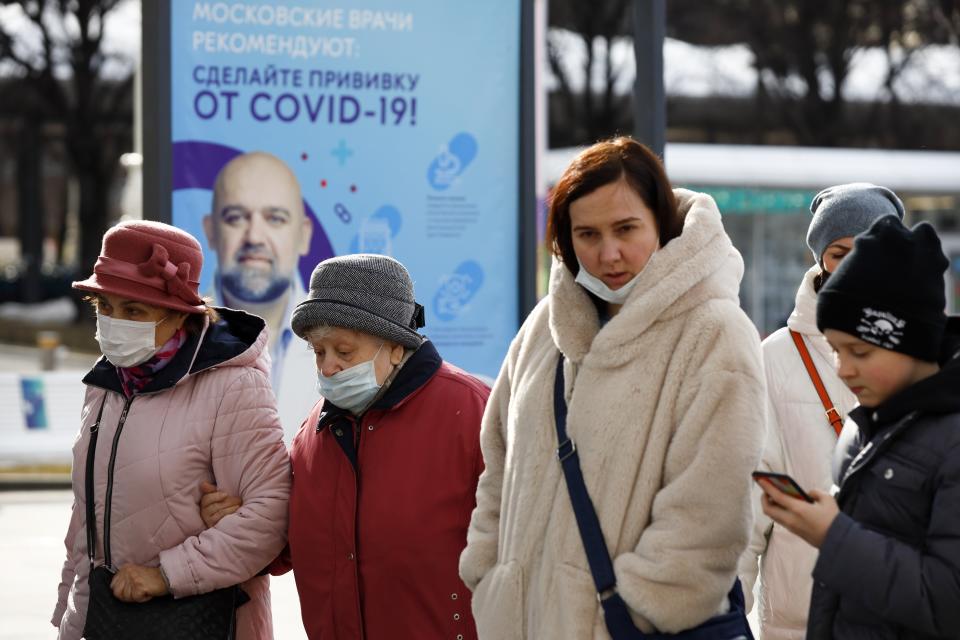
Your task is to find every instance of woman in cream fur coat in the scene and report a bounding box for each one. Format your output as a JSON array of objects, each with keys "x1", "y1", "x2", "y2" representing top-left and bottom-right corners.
[{"x1": 460, "y1": 137, "x2": 766, "y2": 639}]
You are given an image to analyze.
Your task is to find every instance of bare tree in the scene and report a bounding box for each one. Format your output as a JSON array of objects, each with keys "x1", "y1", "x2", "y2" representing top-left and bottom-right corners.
[
  {"x1": 931, "y1": 0, "x2": 960, "y2": 43},
  {"x1": 667, "y1": 0, "x2": 958, "y2": 147},
  {"x1": 0, "y1": 0, "x2": 133, "y2": 290},
  {"x1": 547, "y1": 0, "x2": 633, "y2": 146}
]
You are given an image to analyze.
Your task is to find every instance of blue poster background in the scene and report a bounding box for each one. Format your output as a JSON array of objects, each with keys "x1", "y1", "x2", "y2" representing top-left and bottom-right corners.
[
  {"x1": 171, "y1": 1, "x2": 520, "y2": 380},
  {"x1": 20, "y1": 377, "x2": 48, "y2": 429}
]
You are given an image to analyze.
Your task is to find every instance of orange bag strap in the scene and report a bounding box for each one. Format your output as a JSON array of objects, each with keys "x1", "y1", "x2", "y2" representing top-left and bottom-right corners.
[{"x1": 789, "y1": 330, "x2": 844, "y2": 438}]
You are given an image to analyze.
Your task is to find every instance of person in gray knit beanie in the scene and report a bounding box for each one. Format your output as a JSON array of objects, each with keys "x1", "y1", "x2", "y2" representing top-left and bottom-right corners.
[
  {"x1": 201, "y1": 252, "x2": 491, "y2": 637},
  {"x1": 288, "y1": 253, "x2": 426, "y2": 414},
  {"x1": 806, "y1": 182, "x2": 905, "y2": 266},
  {"x1": 291, "y1": 254, "x2": 425, "y2": 347}
]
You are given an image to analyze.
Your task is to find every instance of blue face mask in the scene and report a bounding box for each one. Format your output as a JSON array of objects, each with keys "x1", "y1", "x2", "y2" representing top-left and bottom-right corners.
[{"x1": 317, "y1": 344, "x2": 384, "y2": 414}]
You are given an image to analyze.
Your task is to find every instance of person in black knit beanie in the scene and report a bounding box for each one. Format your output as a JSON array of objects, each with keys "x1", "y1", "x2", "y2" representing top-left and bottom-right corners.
[
  {"x1": 739, "y1": 184, "x2": 906, "y2": 640},
  {"x1": 816, "y1": 215, "x2": 947, "y2": 363},
  {"x1": 757, "y1": 215, "x2": 960, "y2": 639}
]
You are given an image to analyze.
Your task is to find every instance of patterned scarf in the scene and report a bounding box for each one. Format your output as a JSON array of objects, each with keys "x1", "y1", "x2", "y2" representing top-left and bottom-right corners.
[{"x1": 117, "y1": 328, "x2": 188, "y2": 398}]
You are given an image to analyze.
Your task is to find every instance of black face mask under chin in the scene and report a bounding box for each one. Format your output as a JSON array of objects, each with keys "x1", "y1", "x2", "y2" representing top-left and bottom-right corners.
[{"x1": 813, "y1": 269, "x2": 831, "y2": 293}]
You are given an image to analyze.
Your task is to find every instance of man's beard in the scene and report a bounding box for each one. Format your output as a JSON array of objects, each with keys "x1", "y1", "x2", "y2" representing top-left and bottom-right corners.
[{"x1": 220, "y1": 266, "x2": 291, "y2": 304}]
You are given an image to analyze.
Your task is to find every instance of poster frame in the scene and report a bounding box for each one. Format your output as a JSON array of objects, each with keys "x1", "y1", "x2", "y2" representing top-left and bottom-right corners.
[{"x1": 142, "y1": 0, "x2": 538, "y2": 328}]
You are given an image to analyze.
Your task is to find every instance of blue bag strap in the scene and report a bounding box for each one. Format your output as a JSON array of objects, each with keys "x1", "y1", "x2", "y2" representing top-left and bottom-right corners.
[
  {"x1": 555, "y1": 354, "x2": 753, "y2": 640},
  {"x1": 553, "y1": 356, "x2": 635, "y2": 612}
]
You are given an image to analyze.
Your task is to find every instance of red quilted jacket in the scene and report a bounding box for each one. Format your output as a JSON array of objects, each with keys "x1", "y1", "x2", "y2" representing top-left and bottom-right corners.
[{"x1": 274, "y1": 340, "x2": 488, "y2": 640}]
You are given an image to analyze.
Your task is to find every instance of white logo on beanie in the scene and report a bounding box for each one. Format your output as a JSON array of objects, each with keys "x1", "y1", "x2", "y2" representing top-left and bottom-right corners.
[{"x1": 856, "y1": 307, "x2": 906, "y2": 348}]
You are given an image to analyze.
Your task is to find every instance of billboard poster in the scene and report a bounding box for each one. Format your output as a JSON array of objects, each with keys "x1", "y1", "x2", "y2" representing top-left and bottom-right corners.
[{"x1": 168, "y1": 1, "x2": 522, "y2": 436}]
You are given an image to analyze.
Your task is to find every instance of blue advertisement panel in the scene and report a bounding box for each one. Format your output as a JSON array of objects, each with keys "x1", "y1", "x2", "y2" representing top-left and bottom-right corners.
[
  {"x1": 20, "y1": 377, "x2": 48, "y2": 430},
  {"x1": 170, "y1": 2, "x2": 520, "y2": 432}
]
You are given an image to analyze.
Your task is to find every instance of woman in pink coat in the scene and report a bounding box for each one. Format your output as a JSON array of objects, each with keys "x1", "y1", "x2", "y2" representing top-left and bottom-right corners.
[{"x1": 51, "y1": 221, "x2": 291, "y2": 640}]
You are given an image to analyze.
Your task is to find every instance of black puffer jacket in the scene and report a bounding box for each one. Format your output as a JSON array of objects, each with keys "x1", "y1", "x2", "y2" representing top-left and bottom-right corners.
[{"x1": 807, "y1": 318, "x2": 960, "y2": 639}]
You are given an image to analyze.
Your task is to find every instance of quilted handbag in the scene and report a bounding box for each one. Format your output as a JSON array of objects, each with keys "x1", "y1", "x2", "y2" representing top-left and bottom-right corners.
[
  {"x1": 81, "y1": 396, "x2": 246, "y2": 640},
  {"x1": 84, "y1": 565, "x2": 244, "y2": 640}
]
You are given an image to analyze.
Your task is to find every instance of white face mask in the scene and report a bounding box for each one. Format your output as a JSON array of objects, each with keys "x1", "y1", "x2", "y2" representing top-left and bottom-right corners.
[
  {"x1": 574, "y1": 253, "x2": 657, "y2": 305},
  {"x1": 96, "y1": 313, "x2": 167, "y2": 368},
  {"x1": 317, "y1": 344, "x2": 385, "y2": 414}
]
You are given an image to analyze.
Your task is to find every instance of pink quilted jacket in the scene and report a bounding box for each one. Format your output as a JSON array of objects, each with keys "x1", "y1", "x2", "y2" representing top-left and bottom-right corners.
[{"x1": 52, "y1": 309, "x2": 291, "y2": 640}]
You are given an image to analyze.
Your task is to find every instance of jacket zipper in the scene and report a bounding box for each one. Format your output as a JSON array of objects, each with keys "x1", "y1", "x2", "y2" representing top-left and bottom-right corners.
[
  {"x1": 102, "y1": 395, "x2": 134, "y2": 568},
  {"x1": 84, "y1": 396, "x2": 108, "y2": 570},
  {"x1": 839, "y1": 411, "x2": 918, "y2": 490}
]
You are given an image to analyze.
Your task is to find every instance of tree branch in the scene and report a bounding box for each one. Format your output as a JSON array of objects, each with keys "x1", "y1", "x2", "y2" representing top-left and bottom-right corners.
[
  {"x1": 547, "y1": 33, "x2": 580, "y2": 132},
  {"x1": 0, "y1": 27, "x2": 39, "y2": 76}
]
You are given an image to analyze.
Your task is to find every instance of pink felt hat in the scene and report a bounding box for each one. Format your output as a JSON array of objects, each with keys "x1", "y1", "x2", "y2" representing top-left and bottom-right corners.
[{"x1": 73, "y1": 220, "x2": 207, "y2": 314}]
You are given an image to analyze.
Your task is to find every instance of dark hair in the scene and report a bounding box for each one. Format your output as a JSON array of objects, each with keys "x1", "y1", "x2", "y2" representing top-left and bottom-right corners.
[
  {"x1": 545, "y1": 137, "x2": 681, "y2": 275},
  {"x1": 813, "y1": 269, "x2": 830, "y2": 293}
]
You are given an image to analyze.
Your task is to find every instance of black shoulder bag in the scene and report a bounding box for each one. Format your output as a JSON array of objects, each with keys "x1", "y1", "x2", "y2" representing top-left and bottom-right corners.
[
  {"x1": 82, "y1": 395, "x2": 248, "y2": 640},
  {"x1": 553, "y1": 356, "x2": 754, "y2": 640}
]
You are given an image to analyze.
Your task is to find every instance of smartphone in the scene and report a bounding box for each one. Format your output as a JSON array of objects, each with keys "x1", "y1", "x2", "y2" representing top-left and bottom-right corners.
[{"x1": 752, "y1": 471, "x2": 814, "y2": 503}]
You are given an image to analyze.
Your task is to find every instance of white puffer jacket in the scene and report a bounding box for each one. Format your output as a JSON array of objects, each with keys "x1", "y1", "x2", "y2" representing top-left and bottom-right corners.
[{"x1": 738, "y1": 266, "x2": 857, "y2": 640}]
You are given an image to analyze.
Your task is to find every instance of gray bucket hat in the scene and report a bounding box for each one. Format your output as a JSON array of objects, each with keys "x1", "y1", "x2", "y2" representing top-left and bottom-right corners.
[{"x1": 291, "y1": 254, "x2": 425, "y2": 348}]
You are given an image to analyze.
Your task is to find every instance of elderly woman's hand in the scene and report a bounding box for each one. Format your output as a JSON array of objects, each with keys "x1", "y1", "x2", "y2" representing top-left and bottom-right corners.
[
  {"x1": 111, "y1": 564, "x2": 168, "y2": 602},
  {"x1": 200, "y1": 481, "x2": 243, "y2": 528},
  {"x1": 759, "y1": 479, "x2": 839, "y2": 548}
]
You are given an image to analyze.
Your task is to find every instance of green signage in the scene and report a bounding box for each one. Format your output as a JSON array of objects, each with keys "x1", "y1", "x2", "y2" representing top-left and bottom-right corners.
[{"x1": 684, "y1": 186, "x2": 816, "y2": 215}]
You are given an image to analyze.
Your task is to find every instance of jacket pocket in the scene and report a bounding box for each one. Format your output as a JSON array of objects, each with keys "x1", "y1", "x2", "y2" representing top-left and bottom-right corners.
[
  {"x1": 863, "y1": 455, "x2": 931, "y2": 540},
  {"x1": 554, "y1": 563, "x2": 602, "y2": 640},
  {"x1": 472, "y1": 560, "x2": 524, "y2": 640},
  {"x1": 869, "y1": 456, "x2": 926, "y2": 491}
]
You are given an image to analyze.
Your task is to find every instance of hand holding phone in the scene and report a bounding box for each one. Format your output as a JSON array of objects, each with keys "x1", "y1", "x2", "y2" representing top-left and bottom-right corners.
[
  {"x1": 753, "y1": 470, "x2": 839, "y2": 548},
  {"x1": 752, "y1": 471, "x2": 814, "y2": 503}
]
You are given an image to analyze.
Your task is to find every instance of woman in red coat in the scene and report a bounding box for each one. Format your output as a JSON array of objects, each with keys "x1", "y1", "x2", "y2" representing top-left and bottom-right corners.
[{"x1": 204, "y1": 254, "x2": 488, "y2": 640}]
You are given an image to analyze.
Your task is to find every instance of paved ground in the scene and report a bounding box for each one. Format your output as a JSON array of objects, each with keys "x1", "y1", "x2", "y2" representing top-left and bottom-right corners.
[{"x1": 0, "y1": 490, "x2": 307, "y2": 640}]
